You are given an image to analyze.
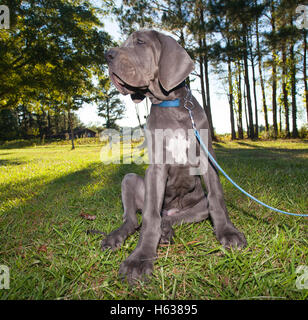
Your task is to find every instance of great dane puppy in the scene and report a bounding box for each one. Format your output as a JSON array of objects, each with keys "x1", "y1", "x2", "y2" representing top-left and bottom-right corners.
[{"x1": 103, "y1": 29, "x2": 246, "y2": 282}]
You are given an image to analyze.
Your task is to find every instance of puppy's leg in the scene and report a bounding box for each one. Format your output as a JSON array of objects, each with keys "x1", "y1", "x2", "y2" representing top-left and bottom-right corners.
[
  {"x1": 160, "y1": 197, "x2": 209, "y2": 244},
  {"x1": 200, "y1": 142, "x2": 247, "y2": 249},
  {"x1": 119, "y1": 164, "x2": 169, "y2": 282},
  {"x1": 101, "y1": 173, "x2": 144, "y2": 251}
]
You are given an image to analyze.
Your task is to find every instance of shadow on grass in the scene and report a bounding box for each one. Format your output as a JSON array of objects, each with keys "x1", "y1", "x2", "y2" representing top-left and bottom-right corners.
[
  {"x1": 1, "y1": 144, "x2": 306, "y2": 241},
  {"x1": 0, "y1": 162, "x2": 145, "y2": 245},
  {"x1": 0, "y1": 139, "x2": 41, "y2": 149},
  {"x1": 215, "y1": 146, "x2": 308, "y2": 161},
  {"x1": 0, "y1": 159, "x2": 26, "y2": 166}
]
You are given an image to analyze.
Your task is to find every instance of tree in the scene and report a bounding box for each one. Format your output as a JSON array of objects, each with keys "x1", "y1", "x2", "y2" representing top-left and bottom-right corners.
[
  {"x1": 97, "y1": 80, "x2": 126, "y2": 129},
  {"x1": 288, "y1": 12, "x2": 299, "y2": 138},
  {"x1": 304, "y1": 29, "x2": 308, "y2": 123},
  {"x1": 0, "y1": 0, "x2": 113, "y2": 146},
  {"x1": 0, "y1": 109, "x2": 19, "y2": 140},
  {"x1": 265, "y1": 0, "x2": 278, "y2": 138},
  {"x1": 255, "y1": 0, "x2": 269, "y2": 132},
  {"x1": 187, "y1": 0, "x2": 216, "y2": 139}
]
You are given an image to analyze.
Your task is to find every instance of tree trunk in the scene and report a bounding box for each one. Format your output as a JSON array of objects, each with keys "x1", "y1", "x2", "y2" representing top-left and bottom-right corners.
[
  {"x1": 203, "y1": 48, "x2": 215, "y2": 140},
  {"x1": 304, "y1": 29, "x2": 308, "y2": 123},
  {"x1": 243, "y1": 34, "x2": 254, "y2": 139},
  {"x1": 227, "y1": 57, "x2": 236, "y2": 140},
  {"x1": 279, "y1": 103, "x2": 282, "y2": 134},
  {"x1": 249, "y1": 39, "x2": 259, "y2": 139},
  {"x1": 37, "y1": 112, "x2": 44, "y2": 141},
  {"x1": 54, "y1": 108, "x2": 60, "y2": 135},
  {"x1": 290, "y1": 43, "x2": 298, "y2": 138},
  {"x1": 272, "y1": 59, "x2": 278, "y2": 137},
  {"x1": 237, "y1": 61, "x2": 244, "y2": 139},
  {"x1": 63, "y1": 111, "x2": 67, "y2": 131},
  {"x1": 68, "y1": 110, "x2": 75, "y2": 150},
  {"x1": 243, "y1": 82, "x2": 249, "y2": 135},
  {"x1": 271, "y1": 5, "x2": 278, "y2": 138},
  {"x1": 47, "y1": 111, "x2": 51, "y2": 138},
  {"x1": 199, "y1": 50, "x2": 207, "y2": 112},
  {"x1": 256, "y1": 2, "x2": 269, "y2": 132},
  {"x1": 22, "y1": 105, "x2": 28, "y2": 138},
  {"x1": 289, "y1": 16, "x2": 298, "y2": 138},
  {"x1": 199, "y1": 8, "x2": 215, "y2": 140},
  {"x1": 282, "y1": 43, "x2": 290, "y2": 137}
]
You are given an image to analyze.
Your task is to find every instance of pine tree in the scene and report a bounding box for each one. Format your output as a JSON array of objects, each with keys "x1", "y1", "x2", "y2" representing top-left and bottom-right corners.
[{"x1": 97, "y1": 81, "x2": 126, "y2": 129}]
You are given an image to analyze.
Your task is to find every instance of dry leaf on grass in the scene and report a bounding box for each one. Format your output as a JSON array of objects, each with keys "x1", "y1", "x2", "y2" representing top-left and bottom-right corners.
[{"x1": 80, "y1": 213, "x2": 97, "y2": 221}]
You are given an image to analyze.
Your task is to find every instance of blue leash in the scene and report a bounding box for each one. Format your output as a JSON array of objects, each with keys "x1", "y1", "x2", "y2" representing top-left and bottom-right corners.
[{"x1": 182, "y1": 93, "x2": 308, "y2": 218}]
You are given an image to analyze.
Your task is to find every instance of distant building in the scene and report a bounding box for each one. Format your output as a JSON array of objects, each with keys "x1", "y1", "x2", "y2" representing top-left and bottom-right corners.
[
  {"x1": 73, "y1": 128, "x2": 97, "y2": 138},
  {"x1": 50, "y1": 128, "x2": 97, "y2": 140}
]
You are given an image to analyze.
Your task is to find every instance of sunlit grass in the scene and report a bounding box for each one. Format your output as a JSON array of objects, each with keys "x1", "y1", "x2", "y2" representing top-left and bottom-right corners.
[{"x1": 0, "y1": 139, "x2": 307, "y2": 299}]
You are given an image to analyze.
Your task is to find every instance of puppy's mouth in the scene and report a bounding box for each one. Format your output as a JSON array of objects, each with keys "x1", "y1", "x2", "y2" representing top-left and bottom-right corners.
[
  {"x1": 110, "y1": 73, "x2": 127, "y2": 94},
  {"x1": 111, "y1": 73, "x2": 148, "y2": 95}
]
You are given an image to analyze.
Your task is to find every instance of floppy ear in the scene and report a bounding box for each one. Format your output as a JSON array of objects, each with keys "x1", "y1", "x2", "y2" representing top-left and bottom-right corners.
[{"x1": 157, "y1": 33, "x2": 195, "y2": 92}]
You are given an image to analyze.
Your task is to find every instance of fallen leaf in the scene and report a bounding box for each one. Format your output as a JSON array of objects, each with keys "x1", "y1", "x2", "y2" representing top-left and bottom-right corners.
[
  {"x1": 80, "y1": 213, "x2": 97, "y2": 221},
  {"x1": 37, "y1": 244, "x2": 47, "y2": 253}
]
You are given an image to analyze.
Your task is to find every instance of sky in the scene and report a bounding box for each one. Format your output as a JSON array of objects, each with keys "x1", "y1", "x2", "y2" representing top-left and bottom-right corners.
[{"x1": 77, "y1": 4, "x2": 306, "y2": 134}]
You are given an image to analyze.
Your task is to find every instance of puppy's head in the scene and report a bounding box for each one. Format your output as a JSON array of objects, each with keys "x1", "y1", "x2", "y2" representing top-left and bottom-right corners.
[{"x1": 105, "y1": 30, "x2": 194, "y2": 102}]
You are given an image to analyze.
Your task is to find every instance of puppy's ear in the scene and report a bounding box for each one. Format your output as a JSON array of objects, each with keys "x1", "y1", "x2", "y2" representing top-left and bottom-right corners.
[
  {"x1": 131, "y1": 92, "x2": 145, "y2": 103},
  {"x1": 157, "y1": 33, "x2": 195, "y2": 92}
]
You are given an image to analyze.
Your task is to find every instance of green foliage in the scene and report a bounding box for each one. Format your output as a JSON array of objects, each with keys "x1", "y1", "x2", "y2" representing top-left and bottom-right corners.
[
  {"x1": 114, "y1": 0, "x2": 307, "y2": 140},
  {"x1": 0, "y1": 0, "x2": 112, "y2": 110},
  {"x1": 96, "y1": 79, "x2": 126, "y2": 129},
  {"x1": 0, "y1": 0, "x2": 114, "y2": 140}
]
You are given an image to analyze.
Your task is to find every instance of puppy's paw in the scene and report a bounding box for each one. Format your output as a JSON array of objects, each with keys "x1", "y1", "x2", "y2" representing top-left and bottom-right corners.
[
  {"x1": 119, "y1": 254, "x2": 154, "y2": 284},
  {"x1": 216, "y1": 224, "x2": 247, "y2": 249},
  {"x1": 101, "y1": 231, "x2": 125, "y2": 251}
]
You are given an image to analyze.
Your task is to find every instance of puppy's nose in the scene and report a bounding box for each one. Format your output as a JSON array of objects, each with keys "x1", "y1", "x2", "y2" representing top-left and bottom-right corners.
[{"x1": 105, "y1": 49, "x2": 117, "y2": 63}]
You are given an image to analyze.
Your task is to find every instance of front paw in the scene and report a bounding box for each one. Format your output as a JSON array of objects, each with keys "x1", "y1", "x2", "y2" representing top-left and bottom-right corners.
[
  {"x1": 216, "y1": 224, "x2": 247, "y2": 249},
  {"x1": 119, "y1": 253, "x2": 154, "y2": 283},
  {"x1": 101, "y1": 231, "x2": 125, "y2": 251}
]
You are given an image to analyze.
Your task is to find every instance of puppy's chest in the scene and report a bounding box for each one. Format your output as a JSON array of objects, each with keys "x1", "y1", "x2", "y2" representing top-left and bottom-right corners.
[
  {"x1": 146, "y1": 107, "x2": 200, "y2": 165},
  {"x1": 147, "y1": 106, "x2": 189, "y2": 131}
]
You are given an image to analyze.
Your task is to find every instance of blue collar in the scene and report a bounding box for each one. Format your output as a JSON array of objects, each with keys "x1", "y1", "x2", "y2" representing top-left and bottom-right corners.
[{"x1": 153, "y1": 99, "x2": 180, "y2": 107}]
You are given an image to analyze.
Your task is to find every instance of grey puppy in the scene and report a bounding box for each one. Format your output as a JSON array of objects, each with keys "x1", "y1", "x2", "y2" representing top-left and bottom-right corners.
[{"x1": 103, "y1": 30, "x2": 246, "y2": 282}]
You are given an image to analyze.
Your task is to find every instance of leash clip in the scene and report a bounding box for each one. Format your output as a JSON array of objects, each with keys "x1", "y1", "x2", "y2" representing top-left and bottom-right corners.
[{"x1": 183, "y1": 88, "x2": 197, "y2": 132}]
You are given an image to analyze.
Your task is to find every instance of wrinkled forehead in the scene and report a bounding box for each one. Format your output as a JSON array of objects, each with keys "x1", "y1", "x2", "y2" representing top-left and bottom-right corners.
[
  {"x1": 121, "y1": 35, "x2": 134, "y2": 48},
  {"x1": 121, "y1": 30, "x2": 159, "y2": 48}
]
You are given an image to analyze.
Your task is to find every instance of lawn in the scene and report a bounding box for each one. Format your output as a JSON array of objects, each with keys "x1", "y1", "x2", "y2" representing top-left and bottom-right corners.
[{"x1": 0, "y1": 138, "x2": 307, "y2": 300}]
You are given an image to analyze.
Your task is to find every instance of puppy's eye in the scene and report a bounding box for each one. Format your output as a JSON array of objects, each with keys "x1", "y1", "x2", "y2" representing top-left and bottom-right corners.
[{"x1": 137, "y1": 39, "x2": 145, "y2": 45}]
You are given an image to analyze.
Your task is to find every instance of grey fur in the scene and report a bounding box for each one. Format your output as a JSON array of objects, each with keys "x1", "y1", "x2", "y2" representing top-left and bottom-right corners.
[{"x1": 103, "y1": 30, "x2": 247, "y2": 283}]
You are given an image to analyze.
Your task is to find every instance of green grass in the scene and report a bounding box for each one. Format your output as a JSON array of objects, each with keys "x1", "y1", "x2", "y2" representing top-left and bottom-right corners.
[{"x1": 0, "y1": 138, "x2": 307, "y2": 300}]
